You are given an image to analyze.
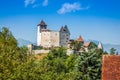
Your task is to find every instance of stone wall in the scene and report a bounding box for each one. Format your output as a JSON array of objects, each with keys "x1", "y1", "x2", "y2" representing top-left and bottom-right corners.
[
  {"x1": 50, "y1": 31, "x2": 59, "y2": 47},
  {"x1": 60, "y1": 32, "x2": 70, "y2": 47},
  {"x1": 41, "y1": 31, "x2": 51, "y2": 47},
  {"x1": 33, "y1": 50, "x2": 50, "y2": 54},
  {"x1": 41, "y1": 31, "x2": 59, "y2": 48}
]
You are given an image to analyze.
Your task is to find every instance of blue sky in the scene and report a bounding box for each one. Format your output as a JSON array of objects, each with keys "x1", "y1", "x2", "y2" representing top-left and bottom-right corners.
[{"x1": 0, "y1": 0, "x2": 120, "y2": 44}]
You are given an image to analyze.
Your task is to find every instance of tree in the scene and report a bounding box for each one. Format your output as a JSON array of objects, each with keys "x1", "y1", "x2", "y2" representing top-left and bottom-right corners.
[
  {"x1": 65, "y1": 54, "x2": 78, "y2": 72},
  {"x1": 0, "y1": 27, "x2": 32, "y2": 79},
  {"x1": 0, "y1": 27, "x2": 105, "y2": 79},
  {"x1": 36, "y1": 47, "x2": 81, "y2": 80},
  {"x1": 110, "y1": 48, "x2": 116, "y2": 55},
  {"x1": 75, "y1": 48, "x2": 102, "y2": 80},
  {"x1": 0, "y1": 27, "x2": 17, "y2": 49},
  {"x1": 70, "y1": 40, "x2": 83, "y2": 51},
  {"x1": 88, "y1": 42, "x2": 97, "y2": 50}
]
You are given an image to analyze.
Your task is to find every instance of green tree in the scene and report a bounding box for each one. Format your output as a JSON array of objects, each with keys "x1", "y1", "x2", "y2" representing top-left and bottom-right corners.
[
  {"x1": 65, "y1": 54, "x2": 77, "y2": 72},
  {"x1": 76, "y1": 48, "x2": 102, "y2": 80},
  {"x1": 37, "y1": 47, "x2": 82, "y2": 80},
  {"x1": 0, "y1": 27, "x2": 17, "y2": 49},
  {"x1": 0, "y1": 27, "x2": 32, "y2": 79},
  {"x1": 0, "y1": 27, "x2": 105, "y2": 80},
  {"x1": 88, "y1": 42, "x2": 97, "y2": 50},
  {"x1": 110, "y1": 48, "x2": 117, "y2": 55},
  {"x1": 70, "y1": 41, "x2": 83, "y2": 51}
]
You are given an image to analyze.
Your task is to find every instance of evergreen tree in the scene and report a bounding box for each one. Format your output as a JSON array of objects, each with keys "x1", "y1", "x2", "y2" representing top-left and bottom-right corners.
[
  {"x1": 75, "y1": 49, "x2": 102, "y2": 80},
  {"x1": 110, "y1": 48, "x2": 117, "y2": 55}
]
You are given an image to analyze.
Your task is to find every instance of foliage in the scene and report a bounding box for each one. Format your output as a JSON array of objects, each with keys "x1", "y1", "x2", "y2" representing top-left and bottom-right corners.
[
  {"x1": 70, "y1": 40, "x2": 83, "y2": 51},
  {"x1": 36, "y1": 47, "x2": 76, "y2": 79},
  {"x1": 75, "y1": 49, "x2": 103, "y2": 80},
  {"x1": 88, "y1": 42, "x2": 97, "y2": 50},
  {"x1": 0, "y1": 27, "x2": 114, "y2": 80},
  {"x1": 110, "y1": 48, "x2": 118, "y2": 55},
  {"x1": 0, "y1": 27, "x2": 32, "y2": 79}
]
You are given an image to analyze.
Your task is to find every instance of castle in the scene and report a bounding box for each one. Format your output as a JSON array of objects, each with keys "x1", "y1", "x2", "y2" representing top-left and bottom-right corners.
[
  {"x1": 37, "y1": 20, "x2": 70, "y2": 48},
  {"x1": 28, "y1": 20, "x2": 103, "y2": 54}
]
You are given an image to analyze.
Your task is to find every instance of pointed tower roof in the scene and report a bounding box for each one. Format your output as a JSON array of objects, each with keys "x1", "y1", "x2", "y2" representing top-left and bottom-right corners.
[
  {"x1": 84, "y1": 42, "x2": 91, "y2": 47},
  {"x1": 37, "y1": 20, "x2": 47, "y2": 26},
  {"x1": 64, "y1": 25, "x2": 70, "y2": 34},
  {"x1": 77, "y1": 36, "x2": 84, "y2": 42},
  {"x1": 98, "y1": 42, "x2": 103, "y2": 50},
  {"x1": 60, "y1": 25, "x2": 70, "y2": 35},
  {"x1": 60, "y1": 26, "x2": 64, "y2": 32}
]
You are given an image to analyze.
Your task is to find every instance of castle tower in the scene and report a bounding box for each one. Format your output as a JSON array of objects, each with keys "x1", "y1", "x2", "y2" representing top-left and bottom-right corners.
[
  {"x1": 98, "y1": 42, "x2": 103, "y2": 50},
  {"x1": 37, "y1": 20, "x2": 47, "y2": 46},
  {"x1": 60, "y1": 25, "x2": 70, "y2": 47},
  {"x1": 77, "y1": 36, "x2": 84, "y2": 43}
]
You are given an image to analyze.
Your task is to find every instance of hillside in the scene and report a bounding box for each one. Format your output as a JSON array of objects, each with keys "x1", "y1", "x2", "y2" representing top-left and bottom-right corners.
[{"x1": 35, "y1": 53, "x2": 47, "y2": 61}]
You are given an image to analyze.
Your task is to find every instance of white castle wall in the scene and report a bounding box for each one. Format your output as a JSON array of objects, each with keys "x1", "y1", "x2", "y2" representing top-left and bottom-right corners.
[
  {"x1": 50, "y1": 31, "x2": 59, "y2": 47},
  {"x1": 37, "y1": 26, "x2": 41, "y2": 46},
  {"x1": 41, "y1": 31, "x2": 59, "y2": 48},
  {"x1": 41, "y1": 31, "x2": 51, "y2": 47}
]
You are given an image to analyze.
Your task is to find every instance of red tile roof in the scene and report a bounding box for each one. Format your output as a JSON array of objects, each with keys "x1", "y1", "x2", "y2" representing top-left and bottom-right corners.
[
  {"x1": 84, "y1": 42, "x2": 90, "y2": 47},
  {"x1": 77, "y1": 36, "x2": 84, "y2": 42},
  {"x1": 102, "y1": 55, "x2": 120, "y2": 80}
]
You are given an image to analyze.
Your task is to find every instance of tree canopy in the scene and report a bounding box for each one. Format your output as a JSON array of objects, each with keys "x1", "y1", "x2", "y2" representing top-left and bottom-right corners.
[{"x1": 0, "y1": 27, "x2": 114, "y2": 80}]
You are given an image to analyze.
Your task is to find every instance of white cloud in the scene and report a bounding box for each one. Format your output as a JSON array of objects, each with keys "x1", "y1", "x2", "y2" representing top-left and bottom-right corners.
[
  {"x1": 24, "y1": 0, "x2": 36, "y2": 7},
  {"x1": 42, "y1": 0, "x2": 48, "y2": 6},
  {"x1": 32, "y1": 4, "x2": 40, "y2": 8},
  {"x1": 57, "y1": 2, "x2": 89, "y2": 14},
  {"x1": 24, "y1": 0, "x2": 48, "y2": 7}
]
